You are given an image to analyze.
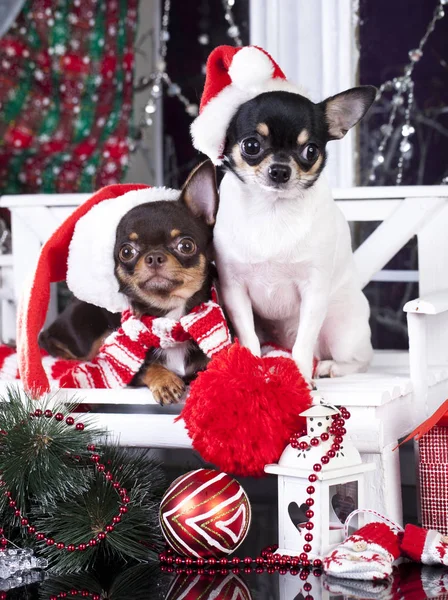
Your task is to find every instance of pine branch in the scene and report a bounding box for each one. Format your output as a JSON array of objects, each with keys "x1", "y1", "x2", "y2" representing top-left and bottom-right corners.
[
  {"x1": 33, "y1": 446, "x2": 165, "y2": 572},
  {"x1": 0, "y1": 388, "x2": 165, "y2": 573},
  {"x1": 0, "y1": 387, "x2": 103, "y2": 524}
]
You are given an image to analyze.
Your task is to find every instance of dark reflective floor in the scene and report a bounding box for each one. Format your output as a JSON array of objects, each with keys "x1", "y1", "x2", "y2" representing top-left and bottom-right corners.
[{"x1": 4, "y1": 562, "x2": 448, "y2": 599}]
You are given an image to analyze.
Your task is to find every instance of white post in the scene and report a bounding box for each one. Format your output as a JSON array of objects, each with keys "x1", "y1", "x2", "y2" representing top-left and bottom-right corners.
[{"x1": 249, "y1": 0, "x2": 359, "y2": 187}]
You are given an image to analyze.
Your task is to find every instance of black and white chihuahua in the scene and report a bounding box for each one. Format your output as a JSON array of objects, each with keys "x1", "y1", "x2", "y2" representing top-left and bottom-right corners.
[{"x1": 213, "y1": 86, "x2": 376, "y2": 384}]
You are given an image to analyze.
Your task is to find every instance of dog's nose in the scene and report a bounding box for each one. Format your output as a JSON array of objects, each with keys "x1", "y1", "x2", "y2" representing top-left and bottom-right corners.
[
  {"x1": 145, "y1": 252, "x2": 167, "y2": 267},
  {"x1": 268, "y1": 163, "x2": 291, "y2": 184}
]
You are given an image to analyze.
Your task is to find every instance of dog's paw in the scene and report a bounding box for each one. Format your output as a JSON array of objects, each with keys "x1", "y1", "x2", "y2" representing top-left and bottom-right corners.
[
  {"x1": 150, "y1": 373, "x2": 185, "y2": 406},
  {"x1": 141, "y1": 364, "x2": 186, "y2": 406},
  {"x1": 315, "y1": 360, "x2": 338, "y2": 378},
  {"x1": 315, "y1": 360, "x2": 363, "y2": 378}
]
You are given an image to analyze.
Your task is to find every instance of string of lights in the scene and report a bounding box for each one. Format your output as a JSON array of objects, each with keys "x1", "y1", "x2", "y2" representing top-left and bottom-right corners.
[
  {"x1": 368, "y1": 0, "x2": 446, "y2": 185},
  {"x1": 138, "y1": 0, "x2": 242, "y2": 131}
]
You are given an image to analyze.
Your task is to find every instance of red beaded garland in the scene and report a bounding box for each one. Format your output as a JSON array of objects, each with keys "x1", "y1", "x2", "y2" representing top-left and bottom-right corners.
[
  {"x1": 157, "y1": 405, "x2": 352, "y2": 580},
  {"x1": 0, "y1": 409, "x2": 128, "y2": 554}
]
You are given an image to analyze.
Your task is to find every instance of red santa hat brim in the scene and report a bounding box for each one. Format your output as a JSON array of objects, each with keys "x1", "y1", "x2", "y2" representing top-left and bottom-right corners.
[
  {"x1": 66, "y1": 186, "x2": 180, "y2": 313},
  {"x1": 191, "y1": 45, "x2": 308, "y2": 165},
  {"x1": 17, "y1": 183, "x2": 180, "y2": 396}
]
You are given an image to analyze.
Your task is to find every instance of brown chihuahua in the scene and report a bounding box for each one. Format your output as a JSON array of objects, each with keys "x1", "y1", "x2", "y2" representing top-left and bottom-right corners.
[
  {"x1": 113, "y1": 160, "x2": 219, "y2": 404},
  {"x1": 39, "y1": 160, "x2": 219, "y2": 405}
]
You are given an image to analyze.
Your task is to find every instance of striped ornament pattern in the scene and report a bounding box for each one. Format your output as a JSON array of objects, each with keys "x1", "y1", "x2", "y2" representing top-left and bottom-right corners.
[
  {"x1": 160, "y1": 469, "x2": 251, "y2": 559},
  {"x1": 165, "y1": 571, "x2": 252, "y2": 600}
]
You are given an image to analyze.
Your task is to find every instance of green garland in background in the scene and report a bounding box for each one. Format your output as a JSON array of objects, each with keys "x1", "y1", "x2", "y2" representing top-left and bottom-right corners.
[{"x1": 0, "y1": 0, "x2": 139, "y2": 194}]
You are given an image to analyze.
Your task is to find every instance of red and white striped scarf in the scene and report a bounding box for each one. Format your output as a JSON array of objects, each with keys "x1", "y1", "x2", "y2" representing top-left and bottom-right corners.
[
  {"x1": 0, "y1": 290, "x2": 231, "y2": 390},
  {"x1": 59, "y1": 289, "x2": 231, "y2": 389}
]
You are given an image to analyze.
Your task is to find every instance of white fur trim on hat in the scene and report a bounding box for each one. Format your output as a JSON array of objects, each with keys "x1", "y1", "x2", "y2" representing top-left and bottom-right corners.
[
  {"x1": 191, "y1": 78, "x2": 308, "y2": 166},
  {"x1": 66, "y1": 187, "x2": 180, "y2": 313}
]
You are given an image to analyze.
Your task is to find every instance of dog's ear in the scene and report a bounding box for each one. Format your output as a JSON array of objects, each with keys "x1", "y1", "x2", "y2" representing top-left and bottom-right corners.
[
  {"x1": 321, "y1": 85, "x2": 377, "y2": 140},
  {"x1": 180, "y1": 159, "x2": 219, "y2": 226}
]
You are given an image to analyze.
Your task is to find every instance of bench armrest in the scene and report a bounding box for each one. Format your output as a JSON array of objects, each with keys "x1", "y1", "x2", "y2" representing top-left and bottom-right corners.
[{"x1": 404, "y1": 290, "x2": 448, "y2": 315}]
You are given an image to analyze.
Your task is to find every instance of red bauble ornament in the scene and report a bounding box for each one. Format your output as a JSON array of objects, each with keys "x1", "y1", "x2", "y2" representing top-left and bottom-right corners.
[
  {"x1": 180, "y1": 342, "x2": 311, "y2": 477},
  {"x1": 165, "y1": 571, "x2": 252, "y2": 600},
  {"x1": 160, "y1": 469, "x2": 251, "y2": 558}
]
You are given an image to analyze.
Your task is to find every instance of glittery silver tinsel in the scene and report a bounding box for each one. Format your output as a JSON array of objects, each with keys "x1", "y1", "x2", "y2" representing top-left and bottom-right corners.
[{"x1": 368, "y1": 0, "x2": 446, "y2": 185}]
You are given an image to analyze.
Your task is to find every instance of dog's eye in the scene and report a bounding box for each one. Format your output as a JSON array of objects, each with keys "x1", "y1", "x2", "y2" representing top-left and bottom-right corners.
[
  {"x1": 301, "y1": 143, "x2": 319, "y2": 162},
  {"x1": 177, "y1": 238, "x2": 196, "y2": 255},
  {"x1": 119, "y1": 244, "x2": 138, "y2": 262},
  {"x1": 241, "y1": 137, "x2": 262, "y2": 156}
]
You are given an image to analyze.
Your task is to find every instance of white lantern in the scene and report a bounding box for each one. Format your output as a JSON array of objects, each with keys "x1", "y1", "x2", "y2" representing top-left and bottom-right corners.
[{"x1": 265, "y1": 395, "x2": 375, "y2": 560}]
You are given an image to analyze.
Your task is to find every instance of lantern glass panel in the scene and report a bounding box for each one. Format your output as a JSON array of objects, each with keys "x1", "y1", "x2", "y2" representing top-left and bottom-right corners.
[{"x1": 329, "y1": 481, "x2": 358, "y2": 543}]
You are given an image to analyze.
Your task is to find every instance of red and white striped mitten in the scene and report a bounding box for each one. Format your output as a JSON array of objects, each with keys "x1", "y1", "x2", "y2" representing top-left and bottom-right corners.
[
  {"x1": 400, "y1": 523, "x2": 448, "y2": 566},
  {"x1": 323, "y1": 522, "x2": 401, "y2": 580}
]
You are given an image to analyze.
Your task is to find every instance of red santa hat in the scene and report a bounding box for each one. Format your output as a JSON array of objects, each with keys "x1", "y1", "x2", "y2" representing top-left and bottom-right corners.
[
  {"x1": 191, "y1": 45, "x2": 307, "y2": 165},
  {"x1": 17, "y1": 183, "x2": 180, "y2": 396}
]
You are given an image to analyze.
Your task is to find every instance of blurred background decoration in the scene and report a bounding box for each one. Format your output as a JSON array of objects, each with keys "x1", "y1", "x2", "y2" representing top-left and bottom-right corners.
[{"x1": 0, "y1": 0, "x2": 138, "y2": 194}]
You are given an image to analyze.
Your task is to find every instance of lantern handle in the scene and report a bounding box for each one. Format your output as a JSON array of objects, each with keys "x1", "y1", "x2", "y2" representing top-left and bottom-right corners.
[{"x1": 343, "y1": 508, "x2": 404, "y2": 539}]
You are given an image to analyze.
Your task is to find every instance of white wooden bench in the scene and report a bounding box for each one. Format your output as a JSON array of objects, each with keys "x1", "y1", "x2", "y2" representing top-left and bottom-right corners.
[{"x1": 2, "y1": 185, "x2": 448, "y2": 525}]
